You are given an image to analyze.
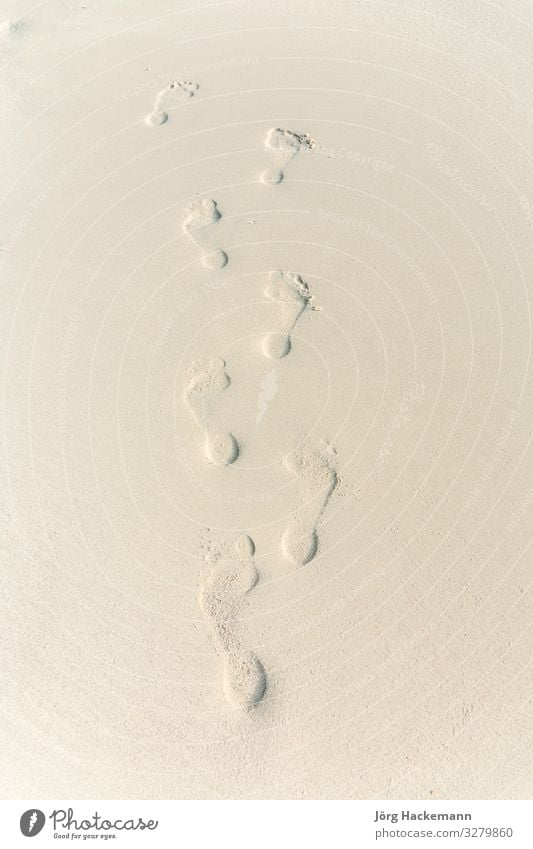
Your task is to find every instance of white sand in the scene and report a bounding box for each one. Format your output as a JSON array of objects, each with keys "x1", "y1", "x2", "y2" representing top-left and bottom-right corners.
[{"x1": 1, "y1": 0, "x2": 532, "y2": 799}]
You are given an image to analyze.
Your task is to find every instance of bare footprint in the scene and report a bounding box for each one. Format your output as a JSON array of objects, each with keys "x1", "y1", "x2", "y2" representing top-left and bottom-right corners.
[
  {"x1": 262, "y1": 270, "x2": 311, "y2": 358},
  {"x1": 261, "y1": 127, "x2": 315, "y2": 185},
  {"x1": 0, "y1": 18, "x2": 29, "y2": 42},
  {"x1": 184, "y1": 357, "x2": 238, "y2": 465},
  {"x1": 181, "y1": 198, "x2": 228, "y2": 269},
  {"x1": 281, "y1": 441, "x2": 337, "y2": 566},
  {"x1": 145, "y1": 80, "x2": 199, "y2": 126},
  {"x1": 198, "y1": 534, "x2": 266, "y2": 710}
]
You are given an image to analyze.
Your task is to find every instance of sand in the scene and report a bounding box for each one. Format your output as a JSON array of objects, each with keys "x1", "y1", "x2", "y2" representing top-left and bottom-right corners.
[{"x1": 1, "y1": 0, "x2": 532, "y2": 799}]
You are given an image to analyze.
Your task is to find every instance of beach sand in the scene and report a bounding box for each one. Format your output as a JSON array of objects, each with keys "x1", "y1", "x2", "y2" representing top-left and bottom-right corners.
[{"x1": 1, "y1": 0, "x2": 532, "y2": 799}]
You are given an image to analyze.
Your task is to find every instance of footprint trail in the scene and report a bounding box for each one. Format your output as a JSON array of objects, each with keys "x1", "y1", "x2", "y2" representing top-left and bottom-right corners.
[
  {"x1": 262, "y1": 270, "x2": 311, "y2": 358},
  {"x1": 145, "y1": 80, "x2": 199, "y2": 126},
  {"x1": 281, "y1": 441, "x2": 337, "y2": 566},
  {"x1": 198, "y1": 534, "x2": 266, "y2": 710},
  {"x1": 261, "y1": 127, "x2": 315, "y2": 185},
  {"x1": 181, "y1": 198, "x2": 228, "y2": 269},
  {"x1": 184, "y1": 357, "x2": 239, "y2": 465}
]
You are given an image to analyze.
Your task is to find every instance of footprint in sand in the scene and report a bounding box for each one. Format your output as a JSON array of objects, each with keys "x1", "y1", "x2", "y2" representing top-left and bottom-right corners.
[
  {"x1": 261, "y1": 127, "x2": 315, "y2": 185},
  {"x1": 262, "y1": 270, "x2": 311, "y2": 359},
  {"x1": 184, "y1": 356, "x2": 238, "y2": 465},
  {"x1": 198, "y1": 534, "x2": 266, "y2": 710},
  {"x1": 145, "y1": 80, "x2": 199, "y2": 126},
  {"x1": 281, "y1": 441, "x2": 337, "y2": 566},
  {"x1": 0, "y1": 18, "x2": 29, "y2": 47},
  {"x1": 181, "y1": 198, "x2": 228, "y2": 269}
]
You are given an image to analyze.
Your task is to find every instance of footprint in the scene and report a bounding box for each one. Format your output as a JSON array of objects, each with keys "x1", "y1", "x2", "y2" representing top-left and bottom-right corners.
[
  {"x1": 281, "y1": 441, "x2": 337, "y2": 566},
  {"x1": 181, "y1": 198, "x2": 228, "y2": 269},
  {"x1": 262, "y1": 270, "x2": 311, "y2": 358},
  {"x1": 0, "y1": 18, "x2": 30, "y2": 57},
  {"x1": 261, "y1": 127, "x2": 315, "y2": 185},
  {"x1": 184, "y1": 357, "x2": 239, "y2": 465},
  {"x1": 198, "y1": 534, "x2": 266, "y2": 710},
  {"x1": 145, "y1": 80, "x2": 199, "y2": 126}
]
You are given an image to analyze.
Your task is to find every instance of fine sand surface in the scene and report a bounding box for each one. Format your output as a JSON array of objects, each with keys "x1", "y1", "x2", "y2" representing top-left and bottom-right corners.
[{"x1": 1, "y1": 0, "x2": 532, "y2": 799}]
